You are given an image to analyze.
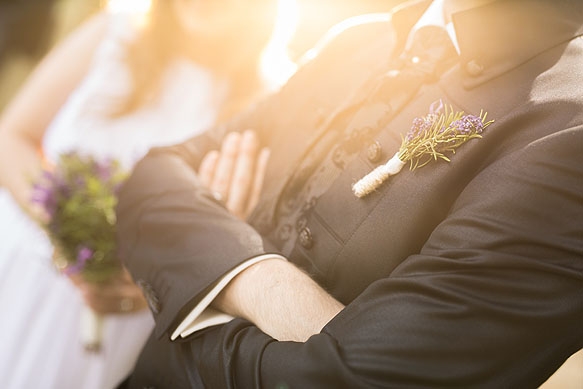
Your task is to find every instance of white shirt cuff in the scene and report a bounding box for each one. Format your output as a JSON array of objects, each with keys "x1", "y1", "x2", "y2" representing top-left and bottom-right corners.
[{"x1": 170, "y1": 254, "x2": 287, "y2": 340}]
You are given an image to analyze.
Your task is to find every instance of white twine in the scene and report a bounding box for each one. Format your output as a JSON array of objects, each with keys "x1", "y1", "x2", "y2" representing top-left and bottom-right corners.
[
  {"x1": 80, "y1": 305, "x2": 104, "y2": 352},
  {"x1": 352, "y1": 152, "x2": 406, "y2": 198}
]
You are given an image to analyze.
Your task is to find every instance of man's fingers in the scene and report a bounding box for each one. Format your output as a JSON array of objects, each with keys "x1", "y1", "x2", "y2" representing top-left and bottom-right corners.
[
  {"x1": 211, "y1": 132, "x2": 241, "y2": 201},
  {"x1": 198, "y1": 150, "x2": 219, "y2": 188},
  {"x1": 198, "y1": 130, "x2": 267, "y2": 219},
  {"x1": 227, "y1": 130, "x2": 259, "y2": 218},
  {"x1": 245, "y1": 147, "x2": 270, "y2": 218}
]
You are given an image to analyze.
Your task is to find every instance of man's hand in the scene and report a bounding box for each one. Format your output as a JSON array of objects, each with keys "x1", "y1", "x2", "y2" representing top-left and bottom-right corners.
[{"x1": 198, "y1": 130, "x2": 270, "y2": 220}]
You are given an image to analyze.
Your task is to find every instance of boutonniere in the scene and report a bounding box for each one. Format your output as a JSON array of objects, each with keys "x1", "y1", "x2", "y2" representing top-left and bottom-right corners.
[{"x1": 352, "y1": 100, "x2": 494, "y2": 198}]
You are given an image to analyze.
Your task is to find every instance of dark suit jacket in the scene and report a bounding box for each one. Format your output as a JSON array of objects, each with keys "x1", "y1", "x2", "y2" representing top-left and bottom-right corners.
[{"x1": 117, "y1": 0, "x2": 583, "y2": 387}]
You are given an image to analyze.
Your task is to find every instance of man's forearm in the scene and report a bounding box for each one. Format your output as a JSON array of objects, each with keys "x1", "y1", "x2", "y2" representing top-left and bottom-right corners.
[{"x1": 212, "y1": 258, "x2": 344, "y2": 342}]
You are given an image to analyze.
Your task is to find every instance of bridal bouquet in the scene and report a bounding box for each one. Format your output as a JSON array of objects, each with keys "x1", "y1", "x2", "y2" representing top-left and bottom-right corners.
[{"x1": 31, "y1": 152, "x2": 128, "y2": 351}]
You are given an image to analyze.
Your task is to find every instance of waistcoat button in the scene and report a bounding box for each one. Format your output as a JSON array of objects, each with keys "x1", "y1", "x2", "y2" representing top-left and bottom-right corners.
[
  {"x1": 366, "y1": 141, "x2": 383, "y2": 163},
  {"x1": 298, "y1": 227, "x2": 313, "y2": 249},
  {"x1": 465, "y1": 59, "x2": 484, "y2": 77}
]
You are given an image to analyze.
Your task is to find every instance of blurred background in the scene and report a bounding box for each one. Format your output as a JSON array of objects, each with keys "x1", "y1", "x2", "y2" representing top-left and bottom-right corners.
[
  {"x1": 0, "y1": 0, "x2": 401, "y2": 112},
  {"x1": 0, "y1": 0, "x2": 102, "y2": 109}
]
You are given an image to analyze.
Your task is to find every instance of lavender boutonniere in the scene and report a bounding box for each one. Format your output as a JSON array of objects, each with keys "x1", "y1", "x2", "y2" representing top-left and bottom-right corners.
[{"x1": 352, "y1": 101, "x2": 494, "y2": 198}]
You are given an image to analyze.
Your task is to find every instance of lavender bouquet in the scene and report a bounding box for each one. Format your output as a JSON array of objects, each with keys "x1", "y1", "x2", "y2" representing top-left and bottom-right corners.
[{"x1": 31, "y1": 152, "x2": 128, "y2": 351}]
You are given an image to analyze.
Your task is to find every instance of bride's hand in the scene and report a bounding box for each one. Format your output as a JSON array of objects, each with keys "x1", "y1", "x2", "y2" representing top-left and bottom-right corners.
[
  {"x1": 198, "y1": 130, "x2": 270, "y2": 220},
  {"x1": 54, "y1": 248, "x2": 148, "y2": 315},
  {"x1": 66, "y1": 267, "x2": 148, "y2": 315}
]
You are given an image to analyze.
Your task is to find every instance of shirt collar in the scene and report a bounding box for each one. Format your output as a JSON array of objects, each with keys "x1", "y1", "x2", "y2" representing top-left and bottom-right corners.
[
  {"x1": 407, "y1": 0, "x2": 460, "y2": 54},
  {"x1": 452, "y1": 0, "x2": 583, "y2": 88},
  {"x1": 394, "y1": 0, "x2": 583, "y2": 89}
]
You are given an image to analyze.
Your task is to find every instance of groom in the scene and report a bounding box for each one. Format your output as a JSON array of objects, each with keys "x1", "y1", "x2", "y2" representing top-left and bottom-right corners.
[{"x1": 117, "y1": 0, "x2": 583, "y2": 387}]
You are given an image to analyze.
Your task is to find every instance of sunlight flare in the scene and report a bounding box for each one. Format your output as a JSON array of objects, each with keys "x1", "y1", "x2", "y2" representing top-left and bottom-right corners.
[
  {"x1": 260, "y1": 0, "x2": 299, "y2": 90},
  {"x1": 106, "y1": 0, "x2": 152, "y2": 15}
]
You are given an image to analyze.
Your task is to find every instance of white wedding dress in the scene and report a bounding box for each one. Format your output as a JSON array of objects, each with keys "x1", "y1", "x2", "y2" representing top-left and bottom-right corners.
[{"x1": 0, "y1": 11, "x2": 229, "y2": 389}]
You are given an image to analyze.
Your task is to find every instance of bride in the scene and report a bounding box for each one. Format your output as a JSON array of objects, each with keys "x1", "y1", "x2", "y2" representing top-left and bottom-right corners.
[{"x1": 0, "y1": 0, "x2": 278, "y2": 387}]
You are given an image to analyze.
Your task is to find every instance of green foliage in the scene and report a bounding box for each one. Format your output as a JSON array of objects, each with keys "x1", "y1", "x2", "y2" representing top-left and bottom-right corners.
[{"x1": 32, "y1": 152, "x2": 128, "y2": 282}]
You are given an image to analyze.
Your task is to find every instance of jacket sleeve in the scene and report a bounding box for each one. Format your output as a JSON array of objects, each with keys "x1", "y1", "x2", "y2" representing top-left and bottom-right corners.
[
  {"x1": 126, "y1": 126, "x2": 583, "y2": 389},
  {"x1": 116, "y1": 151, "x2": 270, "y2": 338}
]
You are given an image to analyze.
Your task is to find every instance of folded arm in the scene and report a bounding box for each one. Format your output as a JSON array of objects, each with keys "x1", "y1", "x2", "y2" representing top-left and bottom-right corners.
[
  {"x1": 118, "y1": 126, "x2": 583, "y2": 388},
  {"x1": 212, "y1": 257, "x2": 344, "y2": 342}
]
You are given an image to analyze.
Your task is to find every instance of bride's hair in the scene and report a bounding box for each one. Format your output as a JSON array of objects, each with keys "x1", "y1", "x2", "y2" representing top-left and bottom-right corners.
[{"x1": 112, "y1": 0, "x2": 276, "y2": 121}]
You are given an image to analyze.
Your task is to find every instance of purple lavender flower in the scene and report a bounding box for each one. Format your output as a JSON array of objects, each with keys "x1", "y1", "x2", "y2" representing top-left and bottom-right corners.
[
  {"x1": 452, "y1": 114, "x2": 484, "y2": 134},
  {"x1": 406, "y1": 114, "x2": 437, "y2": 141},
  {"x1": 30, "y1": 183, "x2": 57, "y2": 218},
  {"x1": 94, "y1": 159, "x2": 113, "y2": 182},
  {"x1": 78, "y1": 246, "x2": 93, "y2": 261},
  {"x1": 63, "y1": 246, "x2": 93, "y2": 275},
  {"x1": 54, "y1": 174, "x2": 71, "y2": 198}
]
